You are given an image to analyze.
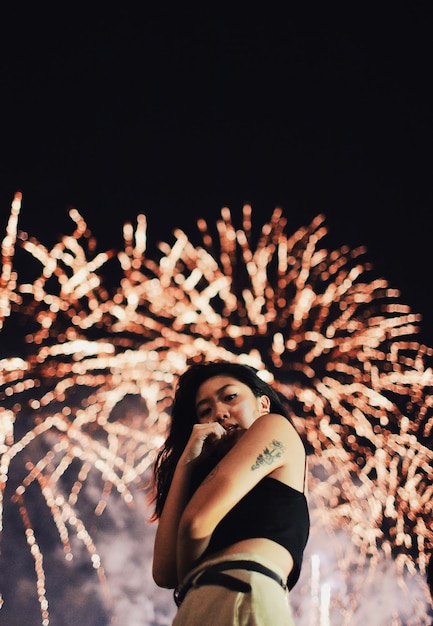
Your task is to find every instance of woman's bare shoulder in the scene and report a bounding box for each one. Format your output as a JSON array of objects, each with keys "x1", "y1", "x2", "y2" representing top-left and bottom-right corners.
[{"x1": 250, "y1": 412, "x2": 302, "y2": 441}]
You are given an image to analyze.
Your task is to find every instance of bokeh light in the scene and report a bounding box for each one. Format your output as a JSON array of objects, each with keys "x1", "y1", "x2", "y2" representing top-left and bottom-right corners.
[{"x1": 1, "y1": 193, "x2": 432, "y2": 624}]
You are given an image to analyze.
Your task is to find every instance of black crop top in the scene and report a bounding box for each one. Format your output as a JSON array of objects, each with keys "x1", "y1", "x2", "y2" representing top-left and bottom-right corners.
[{"x1": 202, "y1": 477, "x2": 310, "y2": 590}]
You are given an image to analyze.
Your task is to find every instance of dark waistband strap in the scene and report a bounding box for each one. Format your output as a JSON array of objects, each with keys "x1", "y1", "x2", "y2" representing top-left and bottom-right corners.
[{"x1": 174, "y1": 559, "x2": 287, "y2": 607}]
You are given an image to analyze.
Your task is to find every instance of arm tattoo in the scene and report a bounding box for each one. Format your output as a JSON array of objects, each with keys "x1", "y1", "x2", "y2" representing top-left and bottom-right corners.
[{"x1": 251, "y1": 440, "x2": 285, "y2": 470}]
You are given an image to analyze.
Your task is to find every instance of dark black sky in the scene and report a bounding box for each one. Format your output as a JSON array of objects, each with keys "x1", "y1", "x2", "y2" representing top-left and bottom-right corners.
[{"x1": 1, "y1": 5, "x2": 432, "y2": 344}]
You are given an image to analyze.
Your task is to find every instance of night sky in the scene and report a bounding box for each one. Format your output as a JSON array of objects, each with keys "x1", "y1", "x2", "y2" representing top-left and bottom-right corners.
[{"x1": 1, "y1": 6, "x2": 432, "y2": 346}]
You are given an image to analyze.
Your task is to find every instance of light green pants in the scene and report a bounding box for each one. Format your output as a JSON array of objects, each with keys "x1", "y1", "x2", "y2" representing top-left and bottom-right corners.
[{"x1": 172, "y1": 553, "x2": 296, "y2": 626}]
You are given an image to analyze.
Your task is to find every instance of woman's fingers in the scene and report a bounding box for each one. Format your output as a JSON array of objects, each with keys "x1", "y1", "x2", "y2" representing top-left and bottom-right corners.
[{"x1": 183, "y1": 423, "x2": 226, "y2": 462}]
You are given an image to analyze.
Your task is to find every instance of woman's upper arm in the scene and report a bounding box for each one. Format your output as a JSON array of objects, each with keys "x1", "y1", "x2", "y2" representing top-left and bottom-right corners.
[{"x1": 180, "y1": 413, "x2": 303, "y2": 538}]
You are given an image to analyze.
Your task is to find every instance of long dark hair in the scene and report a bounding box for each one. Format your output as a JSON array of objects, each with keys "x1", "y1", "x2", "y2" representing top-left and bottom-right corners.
[{"x1": 151, "y1": 360, "x2": 293, "y2": 519}]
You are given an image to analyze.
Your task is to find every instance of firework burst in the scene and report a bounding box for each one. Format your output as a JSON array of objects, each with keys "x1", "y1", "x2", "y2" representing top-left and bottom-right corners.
[{"x1": 0, "y1": 193, "x2": 432, "y2": 624}]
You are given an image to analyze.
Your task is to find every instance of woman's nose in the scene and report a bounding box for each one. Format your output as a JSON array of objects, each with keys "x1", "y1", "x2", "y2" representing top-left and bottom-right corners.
[{"x1": 215, "y1": 405, "x2": 229, "y2": 423}]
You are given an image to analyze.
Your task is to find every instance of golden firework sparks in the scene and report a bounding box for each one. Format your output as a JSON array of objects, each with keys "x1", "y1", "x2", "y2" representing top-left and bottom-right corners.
[{"x1": 0, "y1": 194, "x2": 432, "y2": 624}]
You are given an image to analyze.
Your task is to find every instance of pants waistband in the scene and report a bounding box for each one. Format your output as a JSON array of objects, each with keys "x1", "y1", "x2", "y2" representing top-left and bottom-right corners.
[{"x1": 174, "y1": 559, "x2": 287, "y2": 607}]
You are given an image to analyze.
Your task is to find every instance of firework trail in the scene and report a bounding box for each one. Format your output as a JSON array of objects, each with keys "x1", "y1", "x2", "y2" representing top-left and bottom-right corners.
[{"x1": 0, "y1": 193, "x2": 432, "y2": 624}]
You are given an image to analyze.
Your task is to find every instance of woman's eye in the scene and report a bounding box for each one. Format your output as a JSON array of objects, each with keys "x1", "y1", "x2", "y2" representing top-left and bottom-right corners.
[
  {"x1": 224, "y1": 393, "x2": 237, "y2": 402},
  {"x1": 198, "y1": 407, "x2": 211, "y2": 419}
]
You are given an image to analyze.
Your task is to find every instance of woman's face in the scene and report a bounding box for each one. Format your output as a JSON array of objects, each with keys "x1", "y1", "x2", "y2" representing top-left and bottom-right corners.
[{"x1": 194, "y1": 375, "x2": 270, "y2": 431}]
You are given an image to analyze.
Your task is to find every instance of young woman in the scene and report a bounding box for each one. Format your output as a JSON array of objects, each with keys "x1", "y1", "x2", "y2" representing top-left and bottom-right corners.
[{"x1": 151, "y1": 361, "x2": 310, "y2": 625}]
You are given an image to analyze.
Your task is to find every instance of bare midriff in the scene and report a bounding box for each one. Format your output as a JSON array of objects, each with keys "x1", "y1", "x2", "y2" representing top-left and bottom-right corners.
[{"x1": 203, "y1": 537, "x2": 294, "y2": 580}]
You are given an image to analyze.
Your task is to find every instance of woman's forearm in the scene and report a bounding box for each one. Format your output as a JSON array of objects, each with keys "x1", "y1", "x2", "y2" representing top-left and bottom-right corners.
[
  {"x1": 176, "y1": 470, "x2": 222, "y2": 581},
  {"x1": 153, "y1": 422, "x2": 227, "y2": 587}
]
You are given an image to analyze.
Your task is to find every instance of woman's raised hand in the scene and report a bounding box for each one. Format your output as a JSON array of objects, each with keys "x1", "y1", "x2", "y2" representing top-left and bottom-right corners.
[{"x1": 181, "y1": 422, "x2": 226, "y2": 464}]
